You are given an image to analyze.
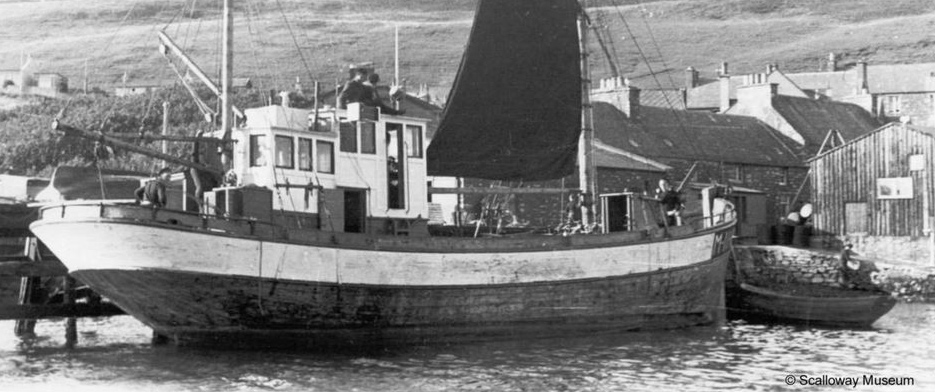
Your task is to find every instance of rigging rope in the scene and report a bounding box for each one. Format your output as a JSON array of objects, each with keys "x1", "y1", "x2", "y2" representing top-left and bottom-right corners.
[{"x1": 606, "y1": 0, "x2": 704, "y2": 160}]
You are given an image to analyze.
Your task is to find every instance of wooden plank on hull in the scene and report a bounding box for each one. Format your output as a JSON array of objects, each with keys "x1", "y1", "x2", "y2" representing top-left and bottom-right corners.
[
  {"x1": 0, "y1": 303, "x2": 124, "y2": 320},
  {"x1": 0, "y1": 261, "x2": 68, "y2": 277}
]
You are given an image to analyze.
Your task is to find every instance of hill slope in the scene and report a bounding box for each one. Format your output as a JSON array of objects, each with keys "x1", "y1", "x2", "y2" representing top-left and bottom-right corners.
[{"x1": 1, "y1": 0, "x2": 935, "y2": 96}]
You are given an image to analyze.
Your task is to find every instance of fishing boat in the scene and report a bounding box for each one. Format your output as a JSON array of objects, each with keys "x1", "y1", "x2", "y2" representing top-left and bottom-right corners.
[{"x1": 30, "y1": 0, "x2": 736, "y2": 347}]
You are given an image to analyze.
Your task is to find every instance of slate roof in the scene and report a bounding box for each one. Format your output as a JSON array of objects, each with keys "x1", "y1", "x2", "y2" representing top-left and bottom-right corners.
[
  {"x1": 593, "y1": 140, "x2": 671, "y2": 172},
  {"x1": 771, "y1": 95, "x2": 881, "y2": 151},
  {"x1": 638, "y1": 89, "x2": 686, "y2": 110},
  {"x1": 592, "y1": 101, "x2": 805, "y2": 167}
]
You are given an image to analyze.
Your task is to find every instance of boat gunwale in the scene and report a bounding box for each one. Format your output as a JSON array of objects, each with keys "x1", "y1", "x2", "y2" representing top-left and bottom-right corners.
[
  {"x1": 738, "y1": 282, "x2": 894, "y2": 304},
  {"x1": 31, "y1": 202, "x2": 737, "y2": 254}
]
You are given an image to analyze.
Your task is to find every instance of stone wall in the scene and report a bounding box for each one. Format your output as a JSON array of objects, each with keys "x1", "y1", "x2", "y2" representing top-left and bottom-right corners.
[
  {"x1": 735, "y1": 245, "x2": 935, "y2": 302},
  {"x1": 734, "y1": 246, "x2": 847, "y2": 287},
  {"x1": 659, "y1": 158, "x2": 807, "y2": 224}
]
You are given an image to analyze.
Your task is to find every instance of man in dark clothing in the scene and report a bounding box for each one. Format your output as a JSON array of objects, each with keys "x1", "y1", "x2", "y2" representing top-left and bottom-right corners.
[
  {"x1": 135, "y1": 167, "x2": 171, "y2": 208},
  {"x1": 364, "y1": 73, "x2": 405, "y2": 116},
  {"x1": 338, "y1": 68, "x2": 370, "y2": 109},
  {"x1": 657, "y1": 179, "x2": 682, "y2": 226}
]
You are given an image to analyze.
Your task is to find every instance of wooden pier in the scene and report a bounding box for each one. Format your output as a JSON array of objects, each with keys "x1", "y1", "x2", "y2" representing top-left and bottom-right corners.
[{"x1": 1, "y1": 203, "x2": 123, "y2": 347}]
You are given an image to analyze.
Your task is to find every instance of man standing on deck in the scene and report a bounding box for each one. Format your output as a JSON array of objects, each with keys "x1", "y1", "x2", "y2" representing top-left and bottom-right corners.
[{"x1": 657, "y1": 179, "x2": 683, "y2": 226}]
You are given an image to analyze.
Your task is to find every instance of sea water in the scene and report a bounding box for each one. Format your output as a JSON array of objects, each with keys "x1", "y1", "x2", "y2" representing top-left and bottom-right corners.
[{"x1": 0, "y1": 304, "x2": 932, "y2": 391}]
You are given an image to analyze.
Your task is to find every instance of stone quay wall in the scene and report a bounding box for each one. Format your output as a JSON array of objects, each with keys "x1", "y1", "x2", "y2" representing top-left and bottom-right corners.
[{"x1": 734, "y1": 245, "x2": 935, "y2": 302}]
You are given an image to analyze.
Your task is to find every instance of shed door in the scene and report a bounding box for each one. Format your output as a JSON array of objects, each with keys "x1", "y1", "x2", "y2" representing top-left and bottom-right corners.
[{"x1": 845, "y1": 202, "x2": 868, "y2": 234}]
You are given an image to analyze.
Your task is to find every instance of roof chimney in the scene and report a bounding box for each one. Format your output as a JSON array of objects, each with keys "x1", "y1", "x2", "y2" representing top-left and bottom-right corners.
[
  {"x1": 624, "y1": 85, "x2": 640, "y2": 119},
  {"x1": 719, "y1": 62, "x2": 731, "y2": 113},
  {"x1": 857, "y1": 61, "x2": 868, "y2": 94},
  {"x1": 685, "y1": 66, "x2": 698, "y2": 89},
  {"x1": 590, "y1": 77, "x2": 639, "y2": 119},
  {"x1": 294, "y1": 76, "x2": 303, "y2": 93},
  {"x1": 279, "y1": 91, "x2": 291, "y2": 108},
  {"x1": 828, "y1": 52, "x2": 837, "y2": 72}
]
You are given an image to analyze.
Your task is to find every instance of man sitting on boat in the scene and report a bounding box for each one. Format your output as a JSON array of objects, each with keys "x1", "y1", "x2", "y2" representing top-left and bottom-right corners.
[
  {"x1": 364, "y1": 73, "x2": 405, "y2": 116},
  {"x1": 134, "y1": 167, "x2": 171, "y2": 208}
]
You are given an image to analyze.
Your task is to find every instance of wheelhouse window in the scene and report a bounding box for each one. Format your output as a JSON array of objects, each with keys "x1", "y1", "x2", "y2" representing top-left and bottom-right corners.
[
  {"x1": 298, "y1": 138, "x2": 313, "y2": 171},
  {"x1": 406, "y1": 124, "x2": 423, "y2": 158},
  {"x1": 339, "y1": 121, "x2": 357, "y2": 153},
  {"x1": 274, "y1": 135, "x2": 294, "y2": 169},
  {"x1": 249, "y1": 135, "x2": 267, "y2": 167},
  {"x1": 317, "y1": 140, "x2": 334, "y2": 174},
  {"x1": 361, "y1": 122, "x2": 376, "y2": 154}
]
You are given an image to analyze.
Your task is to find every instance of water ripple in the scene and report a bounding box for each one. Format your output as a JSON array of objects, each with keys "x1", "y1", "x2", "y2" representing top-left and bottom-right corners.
[{"x1": 0, "y1": 304, "x2": 931, "y2": 391}]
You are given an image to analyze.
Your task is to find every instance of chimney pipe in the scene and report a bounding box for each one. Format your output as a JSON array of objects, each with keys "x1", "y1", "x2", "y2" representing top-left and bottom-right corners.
[
  {"x1": 828, "y1": 52, "x2": 837, "y2": 72},
  {"x1": 279, "y1": 91, "x2": 291, "y2": 108},
  {"x1": 685, "y1": 66, "x2": 698, "y2": 89},
  {"x1": 626, "y1": 86, "x2": 640, "y2": 119},
  {"x1": 857, "y1": 61, "x2": 868, "y2": 94},
  {"x1": 719, "y1": 63, "x2": 731, "y2": 113}
]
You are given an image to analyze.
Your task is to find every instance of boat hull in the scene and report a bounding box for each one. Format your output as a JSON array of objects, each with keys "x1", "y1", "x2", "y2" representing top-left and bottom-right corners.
[
  {"x1": 31, "y1": 212, "x2": 733, "y2": 348},
  {"x1": 731, "y1": 283, "x2": 897, "y2": 328}
]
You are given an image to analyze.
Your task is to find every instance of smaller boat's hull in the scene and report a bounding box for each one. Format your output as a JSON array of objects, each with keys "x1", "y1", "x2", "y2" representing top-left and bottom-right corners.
[{"x1": 730, "y1": 282, "x2": 896, "y2": 328}]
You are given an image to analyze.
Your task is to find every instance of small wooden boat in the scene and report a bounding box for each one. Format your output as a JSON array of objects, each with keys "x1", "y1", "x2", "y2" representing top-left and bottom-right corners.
[{"x1": 731, "y1": 281, "x2": 896, "y2": 327}]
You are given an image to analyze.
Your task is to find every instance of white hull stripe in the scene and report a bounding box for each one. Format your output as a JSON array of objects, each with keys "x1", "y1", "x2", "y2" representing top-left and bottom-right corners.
[{"x1": 32, "y1": 221, "x2": 720, "y2": 287}]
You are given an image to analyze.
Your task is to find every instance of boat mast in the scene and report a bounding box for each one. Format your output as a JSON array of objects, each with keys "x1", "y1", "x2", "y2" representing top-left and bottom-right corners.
[
  {"x1": 220, "y1": 0, "x2": 234, "y2": 167},
  {"x1": 578, "y1": 6, "x2": 597, "y2": 229}
]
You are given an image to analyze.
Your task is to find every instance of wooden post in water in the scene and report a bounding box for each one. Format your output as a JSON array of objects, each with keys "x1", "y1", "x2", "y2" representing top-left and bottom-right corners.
[
  {"x1": 63, "y1": 275, "x2": 77, "y2": 348},
  {"x1": 14, "y1": 237, "x2": 40, "y2": 337}
]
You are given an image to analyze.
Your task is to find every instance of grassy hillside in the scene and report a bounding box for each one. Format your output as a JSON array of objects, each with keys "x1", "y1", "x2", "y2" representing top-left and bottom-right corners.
[{"x1": 1, "y1": 0, "x2": 935, "y2": 96}]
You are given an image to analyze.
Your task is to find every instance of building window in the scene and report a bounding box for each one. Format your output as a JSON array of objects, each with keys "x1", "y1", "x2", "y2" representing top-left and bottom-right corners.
[
  {"x1": 885, "y1": 95, "x2": 902, "y2": 114},
  {"x1": 779, "y1": 167, "x2": 789, "y2": 185},
  {"x1": 361, "y1": 122, "x2": 376, "y2": 154},
  {"x1": 274, "y1": 135, "x2": 294, "y2": 169},
  {"x1": 725, "y1": 164, "x2": 743, "y2": 182},
  {"x1": 778, "y1": 195, "x2": 791, "y2": 219},
  {"x1": 339, "y1": 122, "x2": 357, "y2": 153},
  {"x1": 406, "y1": 125, "x2": 423, "y2": 158},
  {"x1": 249, "y1": 135, "x2": 267, "y2": 167},
  {"x1": 298, "y1": 138, "x2": 313, "y2": 171},
  {"x1": 317, "y1": 140, "x2": 334, "y2": 174}
]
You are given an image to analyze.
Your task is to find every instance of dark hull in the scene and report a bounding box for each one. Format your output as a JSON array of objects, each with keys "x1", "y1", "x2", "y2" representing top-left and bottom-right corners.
[
  {"x1": 73, "y1": 254, "x2": 728, "y2": 348},
  {"x1": 729, "y1": 282, "x2": 896, "y2": 328}
]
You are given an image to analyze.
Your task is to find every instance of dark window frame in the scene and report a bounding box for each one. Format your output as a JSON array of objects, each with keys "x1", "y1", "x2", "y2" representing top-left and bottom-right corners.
[
  {"x1": 274, "y1": 135, "x2": 295, "y2": 169},
  {"x1": 298, "y1": 137, "x2": 314, "y2": 171},
  {"x1": 249, "y1": 134, "x2": 267, "y2": 167}
]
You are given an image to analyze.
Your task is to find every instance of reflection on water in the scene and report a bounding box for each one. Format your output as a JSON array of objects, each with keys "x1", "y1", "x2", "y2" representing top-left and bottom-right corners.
[{"x1": 0, "y1": 304, "x2": 932, "y2": 391}]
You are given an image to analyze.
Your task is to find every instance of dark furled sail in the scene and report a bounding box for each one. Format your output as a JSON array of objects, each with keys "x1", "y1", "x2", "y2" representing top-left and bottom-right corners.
[{"x1": 426, "y1": 0, "x2": 582, "y2": 181}]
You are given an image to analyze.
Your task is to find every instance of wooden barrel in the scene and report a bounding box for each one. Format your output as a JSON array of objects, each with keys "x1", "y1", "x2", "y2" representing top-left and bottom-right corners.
[
  {"x1": 756, "y1": 225, "x2": 773, "y2": 245},
  {"x1": 776, "y1": 224, "x2": 795, "y2": 245},
  {"x1": 793, "y1": 225, "x2": 812, "y2": 247}
]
